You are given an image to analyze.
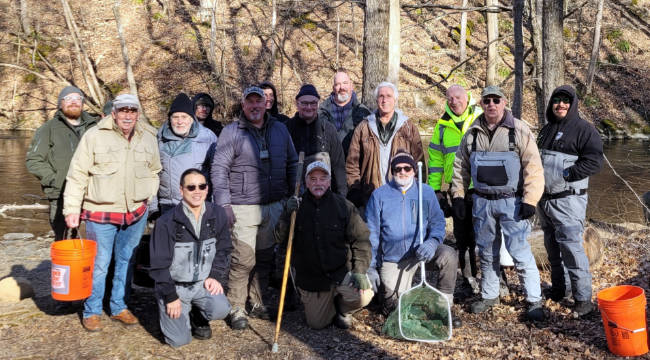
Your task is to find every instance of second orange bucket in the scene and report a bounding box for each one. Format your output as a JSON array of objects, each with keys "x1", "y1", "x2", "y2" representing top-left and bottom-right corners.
[{"x1": 597, "y1": 285, "x2": 648, "y2": 357}]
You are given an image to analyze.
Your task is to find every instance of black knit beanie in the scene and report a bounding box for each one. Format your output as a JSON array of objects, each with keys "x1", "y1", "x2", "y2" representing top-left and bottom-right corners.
[
  {"x1": 390, "y1": 151, "x2": 416, "y2": 174},
  {"x1": 168, "y1": 93, "x2": 194, "y2": 118},
  {"x1": 295, "y1": 84, "x2": 320, "y2": 100}
]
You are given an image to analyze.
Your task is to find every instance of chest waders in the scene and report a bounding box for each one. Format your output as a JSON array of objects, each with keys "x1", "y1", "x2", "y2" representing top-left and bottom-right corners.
[
  {"x1": 538, "y1": 149, "x2": 592, "y2": 302},
  {"x1": 169, "y1": 222, "x2": 218, "y2": 283},
  {"x1": 468, "y1": 127, "x2": 542, "y2": 303}
]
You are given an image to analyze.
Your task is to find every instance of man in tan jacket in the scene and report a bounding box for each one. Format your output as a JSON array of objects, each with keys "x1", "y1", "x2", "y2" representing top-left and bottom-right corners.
[
  {"x1": 451, "y1": 85, "x2": 545, "y2": 321},
  {"x1": 64, "y1": 94, "x2": 161, "y2": 331},
  {"x1": 345, "y1": 81, "x2": 424, "y2": 209}
]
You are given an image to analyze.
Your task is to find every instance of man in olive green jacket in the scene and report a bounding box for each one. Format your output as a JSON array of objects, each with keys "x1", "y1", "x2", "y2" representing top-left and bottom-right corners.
[{"x1": 25, "y1": 86, "x2": 99, "y2": 240}]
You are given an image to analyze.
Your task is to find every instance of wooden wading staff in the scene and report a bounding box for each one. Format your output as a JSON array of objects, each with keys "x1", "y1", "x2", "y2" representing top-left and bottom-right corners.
[{"x1": 272, "y1": 151, "x2": 304, "y2": 353}]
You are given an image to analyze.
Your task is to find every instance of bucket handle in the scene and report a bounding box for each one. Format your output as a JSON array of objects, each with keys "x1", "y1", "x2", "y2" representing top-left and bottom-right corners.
[
  {"x1": 602, "y1": 310, "x2": 647, "y2": 333},
  {"x1": 64, "y1": 226, "x2": 84, "y2": 249}
]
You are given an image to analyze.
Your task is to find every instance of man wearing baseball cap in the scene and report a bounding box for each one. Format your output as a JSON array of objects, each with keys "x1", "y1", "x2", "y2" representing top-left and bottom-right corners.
[
  {"x1": 64, "y1": 93, "x2": 161, "y2": 331},
  {"x1": 26, "y1": 86, "x2": 99, "y2": 240},
  {"x1": 211, "y1": 86, "x2": 298, "y2": 329},
  {"x1": 275, "y1": 160, "x2": 373, "y2": 329},
  {"x1": 451, "y1": 85, "x2": 545, "y2": 321}
]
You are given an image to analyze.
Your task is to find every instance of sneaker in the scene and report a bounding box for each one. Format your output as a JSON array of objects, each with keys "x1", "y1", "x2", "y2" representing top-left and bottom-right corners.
[
  {"x1": 110, "y1": 309, "x2": 138, "y2": 325},
  {"x1": 526, "y1": 301, "x2": 546, "y2": 321},
  {"x1": 190, "y1": 307, "x2": 212, "y2": 340},
  {"x1": 229, "y1": 307, "x2": 248, "y2": 330},
  {"x1": 248, "y1": 303, "x2": 271, "y2": 320},
  {"x1": 333, "y1": 313, "x2": 351, "y2": 329},
  {"x1": 82, "y1": 315, "x2": 103, "y2": 332},
  {"x1": 470, "y1": 297, "x2": 499, "y2": 314},
  {"x1": 574, "y1": 300, "x2": 593, "y2": 317}
]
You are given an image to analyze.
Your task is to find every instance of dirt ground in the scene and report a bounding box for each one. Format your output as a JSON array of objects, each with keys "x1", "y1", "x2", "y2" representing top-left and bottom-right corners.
[{"x1": 1, "y1": 221, "x2": 649, "y2": 359}]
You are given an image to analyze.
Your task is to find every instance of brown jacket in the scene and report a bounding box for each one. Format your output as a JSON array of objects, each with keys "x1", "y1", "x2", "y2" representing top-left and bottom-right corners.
[
  {"x1": 346, "y1": 110, "x2": 424, "y2": 207},
  {"x1": 451, "y1": 110, "x2": 544, "y2": 206}
]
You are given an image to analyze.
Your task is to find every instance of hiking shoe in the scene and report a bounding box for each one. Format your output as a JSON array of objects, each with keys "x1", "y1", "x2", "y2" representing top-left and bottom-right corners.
[
  {"x1": 526, "y1": 301, "x2": 546, "y2": 321},
  {"x1": 229, "y1": 307, "x2": 248, "y2": 330},
  {"x1": 544, "y1": 287, "x2": 572, "y2": 303},
  {"x1": 82, "y1": 315, "x2": 103, "y2": 332},
  {"x1": 248, "y1": 303, "x2": 271, "y2": 320},
  {"x1": 333, "y1": 313, "x2": 352, "y2": 329},
  {"x1": 470, "y1": 297, "x2": 499, "y2": 314},
  {"x1": 190, "y1": 307, "x2": 212, "y2": 340},
  {"x1": 110, "y1": 309, "x2": 138, "y2": 325},
  {"x1": 574, "y1": 300, "x2": 594, "y2": 317}
]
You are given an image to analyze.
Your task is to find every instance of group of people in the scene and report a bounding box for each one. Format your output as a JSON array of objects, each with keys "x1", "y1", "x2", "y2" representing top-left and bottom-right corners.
[{"x1": 25, "y1": 67, "x2": 603, "y2": 348}]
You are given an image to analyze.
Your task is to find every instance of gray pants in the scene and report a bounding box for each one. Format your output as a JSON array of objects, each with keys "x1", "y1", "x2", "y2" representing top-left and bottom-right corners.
[
  {"x1": 538, "y1": 194, "x2": 592, "y2": 302},
  {"x1": 158, "y1": 281, "x2": 231, "y2": 348},
  {"x1": 380, "y1": 244, "x2": 458, "y2": 300}
]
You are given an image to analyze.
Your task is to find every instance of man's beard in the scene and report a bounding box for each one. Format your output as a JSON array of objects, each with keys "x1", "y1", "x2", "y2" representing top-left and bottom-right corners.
[
  {"x1": 62, "y1": 106, "x2": 81, "y2": 120},
  {"x1": 394, "y1": 175, "x2": 414, "y2": 188},
  {"x1": 336, "y1": 92, "x2": 350, "y2": 103}
]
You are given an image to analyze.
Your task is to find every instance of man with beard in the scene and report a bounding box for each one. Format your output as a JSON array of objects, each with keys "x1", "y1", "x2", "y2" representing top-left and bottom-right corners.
[
  {"x1": 259, "y1": 82, "x2": 290, "y2": 124},
  {"x1": 26, "y1": 86, "x2": 99, "y2": 240},
  {"x1": 192, "y1": 93, "x2": 223, "y2": 137},
  {"x1": 285, "y1": 84, "x2": 346, "y2": 196},
  {"x1": 318, "y1": 68, "x2": 370, "y2": 156},
  {"x1": 274, "y1": 161, "x2": 373, "y2": 329},
  {"x1": 537, "y1": 85, "x2": 603, "y2": 316},
  {"x1": 211, "y1": 86, "x2": 298, "y2": 330},
  {"x1": 365, "y1": 151, "x2": 461, "y2": 327}
]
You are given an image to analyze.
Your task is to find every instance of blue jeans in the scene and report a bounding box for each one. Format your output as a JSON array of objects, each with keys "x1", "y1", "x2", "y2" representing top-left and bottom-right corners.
[
  {"x1": 83, "y1": 214, "x2": 147, "y2": 318},
  {"x1": 472, "y1": 195, "x2": 541, "y2": 303}
]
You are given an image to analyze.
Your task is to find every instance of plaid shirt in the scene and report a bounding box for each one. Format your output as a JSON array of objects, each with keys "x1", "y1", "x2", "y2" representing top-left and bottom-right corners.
[{"x1": 81, "y1": 201, "x2": 148, "y2": 226}]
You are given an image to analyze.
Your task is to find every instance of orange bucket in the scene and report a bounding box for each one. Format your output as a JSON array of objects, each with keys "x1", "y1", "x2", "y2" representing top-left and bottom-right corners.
[
  {"x1": 597, "y1": 285, "x2": 649, "y2": 357},
  {"x1": 50, "y1": 238, "x2": 97, "y2": 301}
]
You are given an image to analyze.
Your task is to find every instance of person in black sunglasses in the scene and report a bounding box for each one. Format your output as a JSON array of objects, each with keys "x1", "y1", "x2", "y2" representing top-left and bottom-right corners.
[
  {"x1": 536, "y1": 85, "x2": 603, "y2": 317},
  {"x1": 149, "y1": 168, "x2": 232, "y2": 347}
]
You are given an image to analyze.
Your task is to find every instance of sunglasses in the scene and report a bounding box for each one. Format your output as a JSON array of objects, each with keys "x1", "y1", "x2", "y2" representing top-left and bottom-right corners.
[
  {"x1": 551, "y1": 96, "x2": 571, "y2": 105},
  {"x1": 482, "y1": 97, "x2": 501, "y2": 105},
  {"x1": 185, "y1": 183, "x2": 208, "y2": 191},
  {"x1": 393, "y1": 165, "x2": 413, "y2": 173}
]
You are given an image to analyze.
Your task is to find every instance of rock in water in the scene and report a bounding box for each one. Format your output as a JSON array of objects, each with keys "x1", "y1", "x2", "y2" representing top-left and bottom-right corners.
[
  {"x1": 2, "y1": 233, "x2": 34, "y2": 241},
  {"x1": 0, "y1": 277, "x2": 34, "y2": 302}
]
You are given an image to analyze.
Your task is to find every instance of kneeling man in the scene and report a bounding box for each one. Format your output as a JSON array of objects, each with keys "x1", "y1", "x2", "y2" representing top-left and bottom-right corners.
[
  {"x1": 150, "y1": 169, "x2": 232, "y2": 347},
  {"x1": 275, "y1": 161, "x2": 374, "y2": 329}
]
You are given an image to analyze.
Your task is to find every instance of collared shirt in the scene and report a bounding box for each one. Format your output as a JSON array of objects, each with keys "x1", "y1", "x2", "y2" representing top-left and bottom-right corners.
[
  {"x1": 81, "y1": 201, "x2": 148, "y2": 226},
  {"x1": 330, "y1": 93, "x2": 354, "y2": 131},
  {"x1": 182, "y1": 200, "x2": 205, "y2": 238}
]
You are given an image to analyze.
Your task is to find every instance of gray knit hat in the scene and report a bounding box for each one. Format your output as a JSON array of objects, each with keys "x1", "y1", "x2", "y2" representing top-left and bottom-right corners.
[{"x1": 57, "y1": 86, "x2": 83, "y2": 107}]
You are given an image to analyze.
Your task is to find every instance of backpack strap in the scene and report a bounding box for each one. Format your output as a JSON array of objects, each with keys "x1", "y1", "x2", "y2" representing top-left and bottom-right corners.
[
  {"x1": 471, "y1": 128, "x2": 478, "y2": 152},
  {"x1": 508, "y1": 127, "x2": 516, "y2": 152}
]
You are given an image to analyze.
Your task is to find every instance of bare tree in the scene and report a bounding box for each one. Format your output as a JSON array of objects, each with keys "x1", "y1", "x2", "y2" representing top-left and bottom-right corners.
[
  {"x1": 198, "y1": 0, "x2": 216, "y2": 23},
  {"x1": 586, "y1": 0, "x2": 604, "y2": 95},
  {"x1": 485, "y1": 0, "x2": 499, "y2": 85},
  {"x1": 20, "y1": 0, "x2": 30, "y2": 34},
  {"x1": 113, "y1": 0, "x2": 149, "y2": 124},
  {"x1": 362, "y1": 0, "x2": 400, "y2": 108},
  {"x1": 512, "y1": 0, "x2": 524, "y2": 118},
  {"x1": 269, "y1": 0, "x2": 278, "y2": 73},
  {"x1": 528, "y1": 0, "x2": 545, "y2": 125},
  {"x1": 541, "y1": 0, "x2": 564, "y2": 126},
  {"x1": 459, "y1": 0, "x2": 468, "y2": 66}
]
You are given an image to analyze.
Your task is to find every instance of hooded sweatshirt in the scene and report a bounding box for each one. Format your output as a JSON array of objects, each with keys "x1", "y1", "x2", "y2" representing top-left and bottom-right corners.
[
  {"x1": 259, "y1": 81, "x2": 291, "y2": 124},
  {"x1": 192, "y1": 93, "x2": 223, "y2": 137},
  {"x1": 537, "y1": 85, "x2": 603, "y2": 182}
]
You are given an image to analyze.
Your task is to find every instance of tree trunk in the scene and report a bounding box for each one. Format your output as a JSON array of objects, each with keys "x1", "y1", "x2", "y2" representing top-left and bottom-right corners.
[
  {"x1": 485, "y1": 0, "x2": 499, "y2": 86},
  {"x1": 529, "y1": 0, "x2": 545, "y2": 127},
  {"x1": 209, "y1": 1, "x2": 218, "y2": 74},
  {"x1": 459, "y1": 0, "x2": 468, "y2": 66},
  {"x1": 542, "y1": 0, "x2": 564, "y2": 126},
  {"x1": 113, "y1": 0, "x2": 150, "y2": 124},
  {"x1": 198, "y1": 0, "x2": 216, "y2": 23},
  {"x1": 362, "y1": 0, "x2": 400, "y2": 109},
  {"x1": 512, "y1": 0, "x2": 524, "y2": 118},
  {"x1": 20, "y1": 0, "x2": 30, "y2": 34},
  {"x1": 586, "y1": 0, "x2": 604, "y2": 95},
  {"x1": 269, "y1": 0, "x2": 277, "y2": 73}
]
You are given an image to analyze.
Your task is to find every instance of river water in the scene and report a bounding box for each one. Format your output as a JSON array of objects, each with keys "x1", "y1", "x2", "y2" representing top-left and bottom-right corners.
[{"x1": 0, "y1": 130, "x2": 648, "y2": 237}]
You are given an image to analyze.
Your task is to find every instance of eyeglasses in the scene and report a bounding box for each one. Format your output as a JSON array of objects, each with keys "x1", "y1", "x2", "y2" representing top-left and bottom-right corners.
[
  {"x1": 298, "y1": 100, "x2": 319, "y2": 107},
  {"x1": 184, "y1": 183, "x2": 208, "y2": 191},
  {"x1": 393, "y1": 165, "x2": 413, "y2": 173},
  {"x1": 551, "y1": 96, "x2": 571, "y2": 105},
  {"x1": 482, "y1": 97, "x2": 501, "y2": 105},
  {"x1": 63, "y1": 94, "x2": 83, "y2": 102}
]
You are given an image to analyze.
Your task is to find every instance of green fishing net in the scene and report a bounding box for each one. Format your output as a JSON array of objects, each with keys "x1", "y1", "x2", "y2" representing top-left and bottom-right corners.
[{"x1": 382, "y1": 286, "x2": 451, "y2": 341}]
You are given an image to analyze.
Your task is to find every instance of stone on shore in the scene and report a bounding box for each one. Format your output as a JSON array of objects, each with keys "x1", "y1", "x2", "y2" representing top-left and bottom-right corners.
[
  {"x1": 0, "y1": 277, "x2": 34, "y2": 302},
  {"x1": 2, "y1": 233, "x2": 34, "y2": 241}
]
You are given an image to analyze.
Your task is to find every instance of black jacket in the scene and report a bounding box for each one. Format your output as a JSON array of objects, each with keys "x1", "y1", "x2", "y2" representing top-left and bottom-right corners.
[
  {"x1": 149, "y1": 202, "x2": 232, "y2": 304},
  {"x1": 274, "y1": 190, "x2": 371, "y2": 292},
  {"x1": 285, "y1": 113, "x2": 347, "y2": 197},
  {"x1": 537, "y1": 85, "x2": 603, "y2": 182}
]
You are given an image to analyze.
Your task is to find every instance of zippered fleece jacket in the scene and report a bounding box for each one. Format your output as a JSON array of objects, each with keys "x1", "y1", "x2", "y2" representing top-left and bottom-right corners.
[
  {"x1": 365, "y1": 180, "x2": 445, "y2": 268},
  {"x1": 63, "y1": 115, "x2": 162, "y2": 215}
]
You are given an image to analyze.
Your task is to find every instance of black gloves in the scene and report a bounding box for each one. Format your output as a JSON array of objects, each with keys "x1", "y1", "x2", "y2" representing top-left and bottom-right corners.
[
  {"x1": 452, "y1": 197, "x2": 466, "y2": 220},
  {"x1": 436, "y1": 192, "x2": 452, "y2": 218},
  {"x1": 518, "y1": 203, "x2": 536, "y2": 219}
]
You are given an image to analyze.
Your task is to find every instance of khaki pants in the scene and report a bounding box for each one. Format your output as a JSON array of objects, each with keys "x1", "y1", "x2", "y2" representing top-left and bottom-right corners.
[
  {"x1": 228, "y1": 201, "x2": 283, "y2": 308},
  {"x1": 298, "y1": 274, "x2": 374, "y2": 329}
]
